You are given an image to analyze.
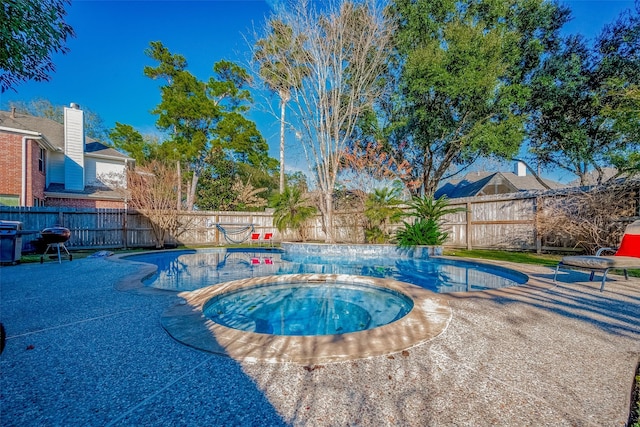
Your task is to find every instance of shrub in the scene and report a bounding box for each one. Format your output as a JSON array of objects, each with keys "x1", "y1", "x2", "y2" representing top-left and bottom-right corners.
[
  {"x1": 396, "y1": 218, "x2": 448, "y2": 247},
  {"x1": 395, "y1": 195, "x2": 465, "y2": 248}
]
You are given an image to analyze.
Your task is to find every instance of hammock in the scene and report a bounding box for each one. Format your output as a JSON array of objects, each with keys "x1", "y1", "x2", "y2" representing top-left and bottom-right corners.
[{"x1": 215, "y1": 223, "x2": 255, "y2": 244}]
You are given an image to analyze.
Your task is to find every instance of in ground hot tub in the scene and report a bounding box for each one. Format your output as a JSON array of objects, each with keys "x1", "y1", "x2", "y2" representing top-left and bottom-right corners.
[
  {"x1": 161, "y1": 274, "x2": 452, "y2": 364},
  {"x1": 202, "y1": 281, "x2": 414, "y2": 336}
]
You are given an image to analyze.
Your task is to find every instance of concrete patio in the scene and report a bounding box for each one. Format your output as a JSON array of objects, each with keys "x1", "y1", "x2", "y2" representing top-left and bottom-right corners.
[{"x1": 0, "y1": 255, "x2": 638, "y2": 426}]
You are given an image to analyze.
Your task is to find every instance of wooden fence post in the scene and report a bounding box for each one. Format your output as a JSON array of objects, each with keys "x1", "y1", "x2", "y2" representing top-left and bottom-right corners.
[
  {"x1": 122, "y1": 209, "x2": 128, "y2": 250},
  {"x1": 215, "y1": 214, "x2": 220, "y2": 245},
  {"x1": 466, "y1": 202, "x2": 472, "y2": 250},
  {"x1": 534, "y1": 197, "x2": 542, "y2": 254}
]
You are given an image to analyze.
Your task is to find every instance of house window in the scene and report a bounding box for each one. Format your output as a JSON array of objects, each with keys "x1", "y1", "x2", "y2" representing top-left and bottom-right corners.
[
  {"x1": 38, "y1": 147, "x2": 45, "y2": 172},
  {"x1": 0, "y1": 195, "x2": 20, "y2": 206}
]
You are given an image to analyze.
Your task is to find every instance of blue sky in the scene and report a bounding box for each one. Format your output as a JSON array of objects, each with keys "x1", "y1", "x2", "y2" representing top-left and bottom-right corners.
[{"x1": 0, "y1": 0, "x2": 636, "y2": 181}]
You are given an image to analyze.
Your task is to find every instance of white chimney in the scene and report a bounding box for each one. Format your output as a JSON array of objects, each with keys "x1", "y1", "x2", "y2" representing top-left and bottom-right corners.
[
  {"x1": 514, "y1": 161, "x2": 526, "y2": 177},
  {"x1": 64, "y1": 103, "x2": 85, "y2": 191}
]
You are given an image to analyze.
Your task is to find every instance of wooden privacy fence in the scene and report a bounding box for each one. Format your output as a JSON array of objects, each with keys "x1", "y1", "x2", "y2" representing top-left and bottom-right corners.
[
  {"x1": 443, "y1": 193, "x2": 544, "y2": 251},
  {"x1": 1, "y1": 189, "x2": 637, "y2": 252},
  {"x1": 0, "y1": 207, "x2": 281, "y2": 250}
]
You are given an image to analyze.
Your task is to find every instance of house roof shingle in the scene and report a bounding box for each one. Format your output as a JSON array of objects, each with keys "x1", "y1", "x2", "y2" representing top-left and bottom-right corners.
[
  {"x1": 0, "y1": 110, "x2": 131, "y2": 160},
  {"x1": 435, "y1": 171, "x2": 565, "y2": 199}
]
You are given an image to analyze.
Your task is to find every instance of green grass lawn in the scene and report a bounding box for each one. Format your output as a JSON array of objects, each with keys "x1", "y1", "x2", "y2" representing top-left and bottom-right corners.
[
  {"x1": 19, "y1": 248, "x2": 148, "y2": 264},
  {"x1": 18, "y1": 244, "x2": 271, "y2": 264},
  {"x1": 443, "y1": 248, "x2": 562, "y2": 267},
  {"x1": 444, "y1": 248, "x2": 640, "y2": 278}
]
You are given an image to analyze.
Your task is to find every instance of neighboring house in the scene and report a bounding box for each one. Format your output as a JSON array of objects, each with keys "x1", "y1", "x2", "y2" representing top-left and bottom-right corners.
[
  {"x1": 0, "y1": 104, "x2": 133, "y2": 208},
  {"x1": 568, "y1": 167, "x2": 620, "y2": 187},
  {"x1": 435, "y1": 162, "x2": 565, "y2": 199}
]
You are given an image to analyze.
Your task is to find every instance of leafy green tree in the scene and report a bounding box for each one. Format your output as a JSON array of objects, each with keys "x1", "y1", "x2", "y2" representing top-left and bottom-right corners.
[
  {"x1": 528, "y1": 3, "x2": 640, "y2": 185},
  {"x1": 196, "y1": 155, "x2": 238, "y2": 211},
  {"x1": 144, "y1": 41, "x2": 275, "y2": 210},
  {"x1": 389, "y1": 0, "x2": 569, "y2": 196},
  {"x1": 528, "y1": 36, "x2": 609, "y2": 184},
  {"x1": 0, "y1": 0, "x2": 74, "y2": 92},
  {"x1": 597, "y1": 4, "x2": 640, "y2": 180},
  {"x1": 194, "y1": 151, "x2": 277, "y2": 211},
  {"x1": 272, "y1": 186, "x2": 317, "y2": 242},
  {"x1": 109, "y1": 122, "x2": 160, "y2": 164},
  {"x1": 607, "y1": 85, "x2": 640, "y2": 178},
  {"x1": 597, "y1": 3, "x2": 640, "y2": 84}
]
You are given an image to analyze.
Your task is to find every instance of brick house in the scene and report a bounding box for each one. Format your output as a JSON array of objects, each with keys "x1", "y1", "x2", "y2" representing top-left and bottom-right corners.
[{"x1": 0, "y1": 104, "x2": 133, "y2": 208}]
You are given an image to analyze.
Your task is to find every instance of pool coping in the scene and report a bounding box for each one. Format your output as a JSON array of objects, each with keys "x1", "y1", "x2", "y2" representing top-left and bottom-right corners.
[
  {"x1": 108, "y1": 249, "x2": 543, "y2": 364},
  {"x1": 160, "y1": 274, "x2": 452, "y2": 364}
]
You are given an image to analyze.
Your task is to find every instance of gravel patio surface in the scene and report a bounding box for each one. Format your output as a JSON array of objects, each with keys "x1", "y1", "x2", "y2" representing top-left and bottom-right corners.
[{"x1": 0, "y1": 255, "x2": 638, "y2": 426}]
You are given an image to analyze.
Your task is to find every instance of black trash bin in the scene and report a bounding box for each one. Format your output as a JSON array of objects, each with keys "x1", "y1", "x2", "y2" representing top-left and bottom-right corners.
[{"x1": 0, "y1": 220, "x2": 23, "y2": 264}]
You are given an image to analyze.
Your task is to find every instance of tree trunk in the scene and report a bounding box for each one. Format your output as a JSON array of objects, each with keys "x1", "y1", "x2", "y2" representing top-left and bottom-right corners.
[
  {"x1": 187, "y1": 172, "x2": 199, "y2": 211},
  {"x1": 177, "y1": 161, "x2": 182, "y2": 210},
  {"x1": 152, "y1": 223, "x2": 165, "y2": 249},
  {"x1": 279, "y1": 99, "x2": 286, "y2": 194},
  {"x1": 323, "y1": 191, "x2": 335, "y2": 243}
]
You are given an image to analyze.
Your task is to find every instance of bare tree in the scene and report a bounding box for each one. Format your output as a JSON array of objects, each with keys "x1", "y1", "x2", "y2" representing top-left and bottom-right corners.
[
  {"x1": 538, "y1": 180, "x2": 639, "y2": 253},
  {"x1": 253, "y1": 19, "x2": 308, "y2": 194},
  {"x1": 261, "y1": 0, "x2": 394, "y2": 243},
  {"x1": 339, "y1": 141, "x2": 414, "y2": 203},
  {"x1": 229, "y1": 179, "x2": 268, "y2": 211},
  {"x1": 127, "y1": 161, "x2": 181, "y2": 249}
]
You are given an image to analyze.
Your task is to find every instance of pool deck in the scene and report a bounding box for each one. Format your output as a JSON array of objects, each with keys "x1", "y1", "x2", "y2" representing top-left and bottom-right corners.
[{"x1": 1, "y1": 255, "x2": 639, "y2": 426}]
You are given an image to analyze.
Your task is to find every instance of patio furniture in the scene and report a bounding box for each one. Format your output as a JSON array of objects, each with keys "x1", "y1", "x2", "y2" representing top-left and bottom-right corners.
[
  {"x1": 554, "y1": 220, "x2": 640, "y2": 291},
  {"x1": 250, "y1": 233, "x2": 261, "y2": 245},
  {"x1": 263, "y1": 232, "x2": 273, "y2": 247}
]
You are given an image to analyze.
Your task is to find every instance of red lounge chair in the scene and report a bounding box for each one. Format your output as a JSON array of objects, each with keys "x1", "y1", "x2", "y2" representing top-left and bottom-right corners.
[
  {"x1": 263, "y1": 232, "x2": 273, "y2": 247},
  {"x1": 554, "y1": 220, "x2": 640, "y2": 291},
  {"x1": 250, "y1": 233, "x2": 261, "y2": 245}
]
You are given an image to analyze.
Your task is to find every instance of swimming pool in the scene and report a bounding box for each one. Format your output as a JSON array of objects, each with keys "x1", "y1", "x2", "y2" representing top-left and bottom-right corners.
[{"x1": 125, "y1": 247, "x2": 527, "y2": 293}]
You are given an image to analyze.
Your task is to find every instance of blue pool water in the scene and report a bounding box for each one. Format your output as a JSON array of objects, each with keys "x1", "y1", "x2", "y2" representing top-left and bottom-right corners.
[
  {"x1": 125, "y1": 248, "x2": 527, "y2": 293},
  {"x1": 203, "y1": 281, "x2": 414, "y2": 336}
]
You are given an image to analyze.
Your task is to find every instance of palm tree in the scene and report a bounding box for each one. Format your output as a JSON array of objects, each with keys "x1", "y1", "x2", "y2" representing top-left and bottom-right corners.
[
  {"x1": 408, "y1": 195, "x2": 466, "y2": 222},
  {"x1": 254, "y1": 19, "x2": 307, "y2": 193},
  {"x1": 364, "y1": 187, "x2": 404, "y2": 243},
  {"x1": 396, "y1": 195, "x2": 467, "y2": 247},
  {"x1": 272, "y1": 186, "x2": 317, "y2": 241}
]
